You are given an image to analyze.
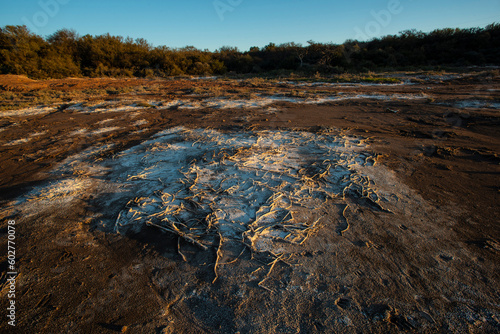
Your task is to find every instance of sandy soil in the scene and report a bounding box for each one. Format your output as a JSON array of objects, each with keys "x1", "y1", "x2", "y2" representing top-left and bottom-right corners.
[{"x1": 0, "y1": 72, "x2": 499, "y2": 333}]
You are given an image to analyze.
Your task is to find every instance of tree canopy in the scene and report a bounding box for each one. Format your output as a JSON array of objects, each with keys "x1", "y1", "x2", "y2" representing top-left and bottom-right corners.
[{"x1": 1, "y1": 23, "x2": 499, "y2": 79}]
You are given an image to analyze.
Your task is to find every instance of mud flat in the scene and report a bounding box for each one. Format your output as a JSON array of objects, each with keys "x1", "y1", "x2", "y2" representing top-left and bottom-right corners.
[{"x1": 0, "y1": 72, "x2": 499, "y2": 333}]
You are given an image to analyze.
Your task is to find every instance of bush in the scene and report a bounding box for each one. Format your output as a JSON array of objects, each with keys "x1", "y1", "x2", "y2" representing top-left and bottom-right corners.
[{"x1": 1, "y1": 23, "x2": 499, "y2": 79}]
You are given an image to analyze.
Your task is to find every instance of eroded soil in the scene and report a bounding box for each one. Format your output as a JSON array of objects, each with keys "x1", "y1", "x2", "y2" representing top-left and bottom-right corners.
[{"x1": 0, "y1": 72, "x2": 499, "y2": 333}]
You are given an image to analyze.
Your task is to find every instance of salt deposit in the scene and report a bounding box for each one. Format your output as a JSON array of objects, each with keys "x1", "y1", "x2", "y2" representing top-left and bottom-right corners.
[{"x1": 12, "y1": 126, "x2": 427, "y2": 262}]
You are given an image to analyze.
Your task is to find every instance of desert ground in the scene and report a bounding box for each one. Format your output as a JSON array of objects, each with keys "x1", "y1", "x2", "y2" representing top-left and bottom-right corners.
[{"x1": 0, "y1": 71, "x2": 499, "y2": 333}]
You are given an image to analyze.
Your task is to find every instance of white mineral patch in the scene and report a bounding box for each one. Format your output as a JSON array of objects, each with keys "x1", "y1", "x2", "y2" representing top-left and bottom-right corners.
[
  {"x1": 3, "y1": 131, "x2": 47, "y2": 146},
  {"x1": 1, "y1": 105, "x2": 58, "y2": 117},
  {"x1": 90, "y1": 127, "x2": 121, "y2": 135},
  {"x1": 23, "y1": 127, "x2": 401, "y2": 254},
  {"x1": 97, "y1": 119, "x2": 115, "y2": 125},
  {"x1": 69, "y1": 129, "x2": 88, "y2": 136},
  {"x1": 103, "y1": 127, "x2": 371, "y2": 252},
  {"x1": 67, "y1": 102, "x2": 145, "y2": 114},
  {"x1": 2, "y1": 92, "x2": 428, "y2": 119},
  {"x1": 455, "y1": 100, "x2": 500, "y2": 109},
  {"x1": 303, "y1": 93, "x2": 427, "y2": 104},
  {"x1": 133, "y1": 120, "x2": 148, "y2": 126},
  {"x1": 155, "y1": 93, "x2": 426, "y2": 111},
  {"x1": 13, "y1": 127, "x2": 431, "y2": 259}
]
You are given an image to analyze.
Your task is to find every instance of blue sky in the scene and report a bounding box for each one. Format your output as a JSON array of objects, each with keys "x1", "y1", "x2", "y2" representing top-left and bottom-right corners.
[{"x1": 1, "y1": 0, "x2": 499, "y2": 51}]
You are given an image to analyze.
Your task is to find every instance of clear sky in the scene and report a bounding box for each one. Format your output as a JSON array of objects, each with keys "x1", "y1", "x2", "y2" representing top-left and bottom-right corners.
[{"x1": 1, "y1": 0, "x2": 499, "y2": 51}]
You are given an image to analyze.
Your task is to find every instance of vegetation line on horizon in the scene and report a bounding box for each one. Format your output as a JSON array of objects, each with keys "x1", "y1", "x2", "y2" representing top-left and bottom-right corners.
[{"x1": 0, "y1": 23, "x2": 499, "y2": 79}]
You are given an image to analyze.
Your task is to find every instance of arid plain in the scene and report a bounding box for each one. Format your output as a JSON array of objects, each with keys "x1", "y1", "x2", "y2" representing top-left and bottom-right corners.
[{"x1": 0, "y1": 71, "x2": 499, "y2": 333}]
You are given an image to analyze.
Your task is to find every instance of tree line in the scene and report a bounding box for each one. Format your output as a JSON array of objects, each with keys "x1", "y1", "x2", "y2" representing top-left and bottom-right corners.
[{"x1": 0, "y1": 23, "x2": 499, "y2": 79}]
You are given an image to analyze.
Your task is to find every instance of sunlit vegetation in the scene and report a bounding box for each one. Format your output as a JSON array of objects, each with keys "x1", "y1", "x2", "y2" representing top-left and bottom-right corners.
[{"x1": 0, "y1": 24, "x2": 499, "y2": 79}]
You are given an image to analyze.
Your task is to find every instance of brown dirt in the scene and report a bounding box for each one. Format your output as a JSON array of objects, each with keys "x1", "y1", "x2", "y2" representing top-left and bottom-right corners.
[{"x1": 0, "y1": 73, "x2": 499, "y2": 333}]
